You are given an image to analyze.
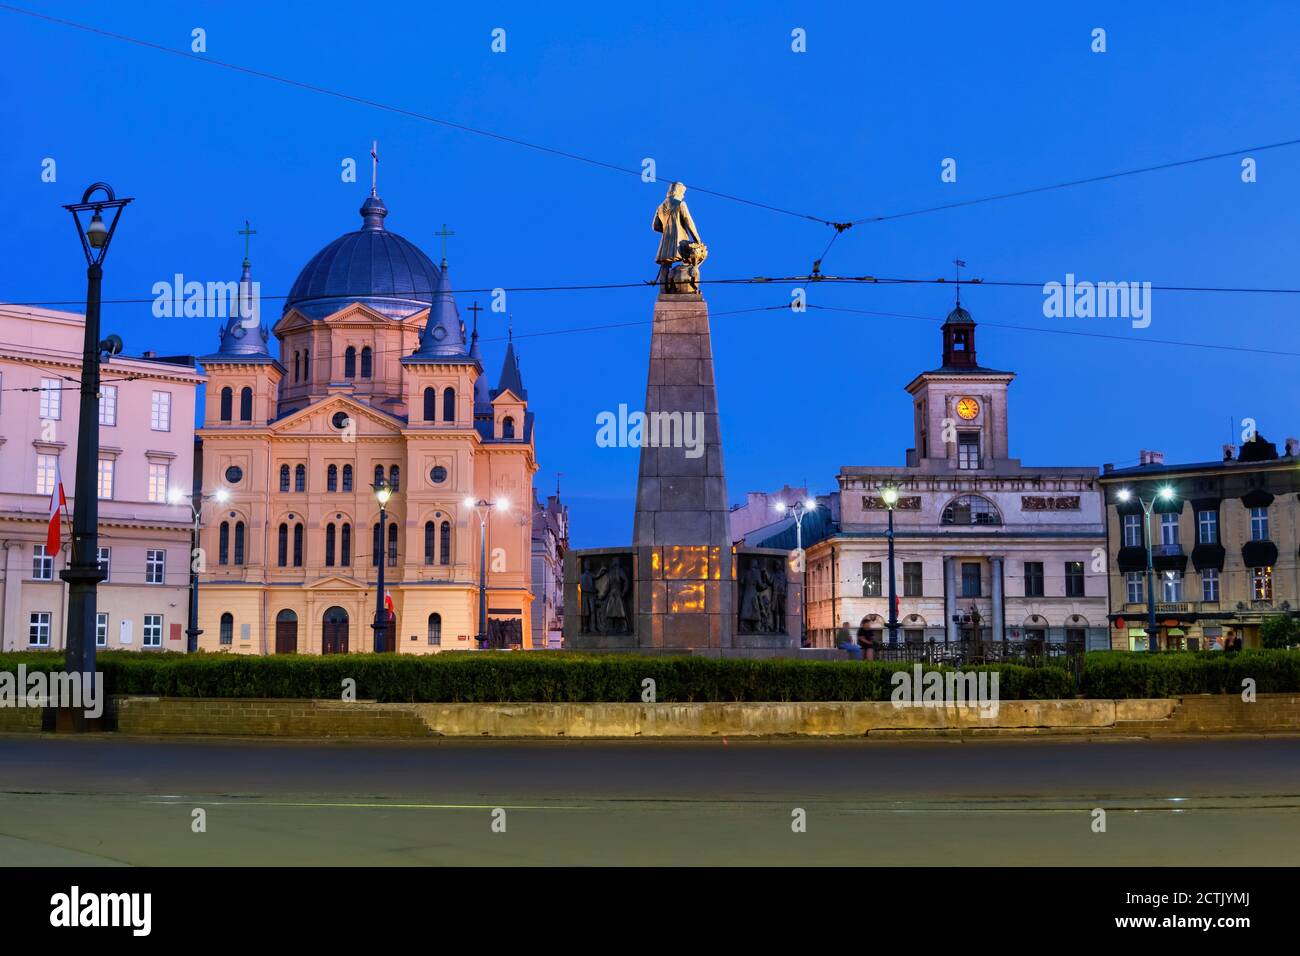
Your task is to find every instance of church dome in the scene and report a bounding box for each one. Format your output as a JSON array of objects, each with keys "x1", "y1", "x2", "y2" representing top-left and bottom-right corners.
[{"x1": 284, "y1": 195, "x2": 441, "y2": 320}]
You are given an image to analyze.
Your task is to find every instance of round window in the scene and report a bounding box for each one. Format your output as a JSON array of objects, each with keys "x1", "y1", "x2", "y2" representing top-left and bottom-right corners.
[
  {"x1": 430, "y1": 466, "x2": 448, "y2": 484},
  {"x1": 332, "y1": 411, "x2": 351, "y2": 429},
  {"x1": 224, "y1": 465, "x2": 243, "y2": 484}
]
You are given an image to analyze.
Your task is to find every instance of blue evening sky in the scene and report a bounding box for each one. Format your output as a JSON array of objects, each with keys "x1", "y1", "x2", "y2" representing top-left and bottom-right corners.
[{"x1": 2, "y1": 1, "x2": 1297, "y2": 547}]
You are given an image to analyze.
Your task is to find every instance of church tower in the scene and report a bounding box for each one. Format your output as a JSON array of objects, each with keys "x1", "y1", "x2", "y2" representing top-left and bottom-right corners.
[
  {"x1": 201, "y1": 249, "x2": 284, "y2": 430},
  {"x1": 904, "y1": 297, "x2": 1015, "y2": 471}
]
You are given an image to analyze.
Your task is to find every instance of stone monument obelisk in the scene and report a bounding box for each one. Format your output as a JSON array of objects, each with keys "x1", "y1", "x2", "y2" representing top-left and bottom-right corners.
[{"x1": 564, "y1": 184, "x2": 798, "y2": 654}]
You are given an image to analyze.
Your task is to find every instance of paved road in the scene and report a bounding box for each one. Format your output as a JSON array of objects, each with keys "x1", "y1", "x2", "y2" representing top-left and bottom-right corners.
[{"x1": 2, "y1": 734, "x2": 1299, "y2": 865}]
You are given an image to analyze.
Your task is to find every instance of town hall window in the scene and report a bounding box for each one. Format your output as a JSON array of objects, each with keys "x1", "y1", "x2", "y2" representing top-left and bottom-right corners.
[
  {"x1": 1024, "y1": 561, "x2": 1044, "y2": 598},
  {"x1": 961, "y1": 562, "x2": 981, "y2": 597},
  {"x1": 957, "y1": 431, "x2": 980, "y2": 469},
  {"x1": 942, "y1": 495, "x2": 1001, "y2": 526}
]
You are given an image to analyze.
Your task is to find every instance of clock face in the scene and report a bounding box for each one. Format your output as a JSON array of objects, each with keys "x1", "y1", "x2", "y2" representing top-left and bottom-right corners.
[{"x1": 956, "y1": 397, "x2": 980, "y2": 420}]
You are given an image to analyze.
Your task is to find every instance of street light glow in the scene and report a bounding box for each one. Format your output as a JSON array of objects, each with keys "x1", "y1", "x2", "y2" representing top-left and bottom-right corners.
[
  {"x1": 1117, "y1": 488, "x2": 1132, "y2": 502},
  {"x1": 775, "y1": 501, "x2": 787, "y2": 514},
  {"x1": 804, "y1": 499, "x2": 817, "y2": 511},
  {"x1": 1158, "y1": 485, "x2": 1175, "y2": 501},
  {"x1": 214, "y1": 488, "x2": 230, "y2": 503},
  {"x1": 881, "y1": 485, "x2": 899, "y2": 506},
  {"x1": 496, "y1": 497, "x2": 510, "y2": 512}
]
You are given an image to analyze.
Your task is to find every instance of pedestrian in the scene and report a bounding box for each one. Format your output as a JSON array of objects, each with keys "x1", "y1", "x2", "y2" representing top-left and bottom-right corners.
[{"x1": 836, "y1": 620, "x2": 861, "y2": 660}]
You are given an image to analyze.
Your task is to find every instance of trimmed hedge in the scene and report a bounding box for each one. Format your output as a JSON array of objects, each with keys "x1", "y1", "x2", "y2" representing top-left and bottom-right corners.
[
  {"x1": 1080, "y1": 649, "x2": 1300, "y2": 698},
  {"x1": 0, "y1": 651, "x2": 1073, "y2": 703},
  {"x1": 8, "y1": 649, "x2": 1296, "y2": 701}
]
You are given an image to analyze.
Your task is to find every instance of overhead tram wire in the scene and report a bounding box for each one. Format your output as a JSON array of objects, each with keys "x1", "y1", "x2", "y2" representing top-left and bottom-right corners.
[
  {"x1": 0, "y1": 3, "x2": 835, "y2": 229},
  {"x1": 5, "y1": 272, "x2": 1300, "y2": 311}
]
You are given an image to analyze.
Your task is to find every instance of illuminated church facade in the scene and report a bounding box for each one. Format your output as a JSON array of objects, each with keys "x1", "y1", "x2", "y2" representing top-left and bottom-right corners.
[{"x1": 195, "y1": 190, "x2": 537, "y2": 654}]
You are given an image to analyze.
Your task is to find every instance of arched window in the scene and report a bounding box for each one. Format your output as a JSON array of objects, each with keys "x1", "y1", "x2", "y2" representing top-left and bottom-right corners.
[
  {"x1": 340, "y1": 523, "x2": 351, "y2": 566},
  {"x1": 342, "y1": 464, "x2": 353, "y2": 492},
  {"x1": 294, "y1": 464, "x2": 306, "y2": 492},
  {"x1": 387, "y1": 523, "x2": 398, "y2": 566},
  {"x1": 218, "y1": 521, "x2": 230, "y2": 565},
  {"x1": 360, "y1": 346, "x2": 373, "y2": 378},
  {"x1": 439, "y1": 520, "x2": 451, "y2": 566},
  {"x1": 327, "y1": 464, "x2": 338, "y2": 492},
  {"x1": 239, "y1": 387, "x2": 253, "y2": 422},
  {"x1": 443, "y1": 387, "x2": 456, "y2": 423},
  {"x1": 423, "y1": 387, "x2": 436, "y2": 422},
  {"x1": 941, "y1": 494, "x2": 1002, "y2": 527},
  {"x1": 344, "y1": 346, "x2": 356, "y2": 378},
  {"x1": 325, "y1": 523, "x2": 336, "y2": 566},
  {"x1": 219, "y1": 387, "x2": 232, "y2": 422},
  {"x1": 293, "y1": 523, "x2": 304, "y2": 567},
  {"x1": 502, "y1": 416, "x2": 516, "y2": 439},
  {"x1": 302, "y1": 350, "x2": 310, "y2": 382},
  {"x1": 389, "y1": 465, "x2": 400, "y2": 491},
  {"x1": 293, "y1": 352, "x2": 300, "y2": 382},
  {"x1": 427, "y1": 613, "x2": 442, "y2": 646},
  {"x1": 277, "y1": 523, "x2": 288, "y2": 567},
  {"x1": 234, "y1": 521, "x2": 246, "y2": 565},
  {"x1": 424, "y1": 521, "x2": 435, "y2": 565},
  {"x1": 279, "y1": 465, "x2": 290, "y2": 493},
  {"x1": 374, "y1": 464, "x2": 385, "y2": 488},
  {"x1": 219, "y1": 612, "x2": 233, "y2": 646}
]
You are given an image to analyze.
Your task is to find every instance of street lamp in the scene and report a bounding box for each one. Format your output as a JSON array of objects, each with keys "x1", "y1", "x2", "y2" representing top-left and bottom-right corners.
[
  {"x1": 60, "y1": 183, "x2": 133, "y2": 697},
  {"x1": 775, "y1": 496, "x2": 818, "y2": 646},
  {"x1": 466, "y1": 496, "x2": 508, "y2": 649},
  {"x1": 881, "y1": 483, "x2": 901, "y2": 646},
  {"x1": 1117, "y1": 485, "x2": 1176, "y2": 653},
  {"x1": 169, "y1": 487, "x2": 228, "y2": 652},
  {"x1": 372, "y1": 476, "x2": 395, "y2": 653}
]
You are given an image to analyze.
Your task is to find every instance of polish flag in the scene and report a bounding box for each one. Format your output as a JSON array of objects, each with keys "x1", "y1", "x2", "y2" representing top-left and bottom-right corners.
[
  {"x1": 384, "y1": 593, "x2": 395, "y2": 621},
  {"x1": 46, "y1": 460, "x2": 67, "y2": 555}
]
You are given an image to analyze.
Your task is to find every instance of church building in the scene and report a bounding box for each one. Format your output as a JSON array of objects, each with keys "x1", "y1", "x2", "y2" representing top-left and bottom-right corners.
[{"x1": 195, "y1": 189, "x2": 537, "y2": 654}]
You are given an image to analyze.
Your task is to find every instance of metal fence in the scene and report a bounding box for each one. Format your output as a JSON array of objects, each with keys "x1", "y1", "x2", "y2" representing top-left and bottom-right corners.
[{"x1": 869, "y1": 639, "x2": 1086, "y2": 682}]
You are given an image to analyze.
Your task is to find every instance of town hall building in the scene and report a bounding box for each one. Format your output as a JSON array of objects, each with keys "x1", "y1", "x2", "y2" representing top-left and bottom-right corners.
[
  {"x1": 801, "y1": 298, "x2": 1109, "y2": 650},
  {"x1": 195, "y1": 189, "x2": 538, "y2": 654}
]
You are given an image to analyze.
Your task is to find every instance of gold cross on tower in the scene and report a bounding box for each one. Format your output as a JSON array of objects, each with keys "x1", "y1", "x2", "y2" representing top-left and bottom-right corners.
[
  {"x1": 238, "y1": 220, "x2": 256, "y2": 262},
  {"x1": 435, "y1": 223, "x2": 455, "y2": 264}
]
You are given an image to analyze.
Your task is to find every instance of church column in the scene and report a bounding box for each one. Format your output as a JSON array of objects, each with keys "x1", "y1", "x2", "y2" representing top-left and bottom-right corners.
[
  {"x1": 991, "y1": 556, "x2": 1005, "y2": 645},
  {"x1": 944, "y1": 557, "x2": 958, "y2": 644}
]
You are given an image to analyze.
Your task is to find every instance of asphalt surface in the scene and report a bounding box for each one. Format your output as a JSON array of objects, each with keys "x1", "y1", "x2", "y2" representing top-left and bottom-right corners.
[{"x1": 2, "y1": 734, "x2": 1299, "y2": 865}]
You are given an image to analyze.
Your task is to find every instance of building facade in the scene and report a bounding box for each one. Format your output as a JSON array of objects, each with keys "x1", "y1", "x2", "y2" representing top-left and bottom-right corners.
[
  {"x1": 804, "y1": 301, "x2": 1108, "y2": 649},
  {"x1": 530, "y1": 491, "x2": 569, "y2": 649},
  {"x1": 195, "y1": 191, "x2": 537, "y2": 654},
  {"x1": 0, "y1": 304, "x2": 202, "y2": 652},
  {"x1": 1099, "y1": 434, "x2": 1300, "y2": 650}
]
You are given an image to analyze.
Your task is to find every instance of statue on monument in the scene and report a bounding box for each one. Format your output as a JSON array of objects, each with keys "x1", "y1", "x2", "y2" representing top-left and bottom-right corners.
[{"x1": 653, "y1": 182, "x2": 707, "y2": 292}]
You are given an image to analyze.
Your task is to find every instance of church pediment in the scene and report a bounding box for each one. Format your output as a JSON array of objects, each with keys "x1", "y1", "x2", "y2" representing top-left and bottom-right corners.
[{"x1": 271, "y1": 395, "x2": 403, "y2": 437}]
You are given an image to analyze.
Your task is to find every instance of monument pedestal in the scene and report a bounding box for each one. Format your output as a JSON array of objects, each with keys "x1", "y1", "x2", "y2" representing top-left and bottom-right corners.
[{"x1": 565, "y1": 293, "x2": 799, "y2": 655}]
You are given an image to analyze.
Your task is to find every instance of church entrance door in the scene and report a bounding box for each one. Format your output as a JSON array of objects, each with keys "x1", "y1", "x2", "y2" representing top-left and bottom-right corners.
[
  {"x1": 275, "y1": 610, "x2": 298, "y2": 654},
  {"x1": 322, "y1": 606, "x2": 349, "y2": 655}
]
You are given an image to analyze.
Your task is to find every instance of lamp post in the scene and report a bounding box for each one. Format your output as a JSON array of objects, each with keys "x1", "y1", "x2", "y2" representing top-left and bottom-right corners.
[
  {"x1": 170, "y1": 487, "x2": 229, "y2": 652},
  {"x1": 1117, "y1": 485, "x2": 1176, "y2": 653},
  {"x1": 372, "y1": 476, "x2": 394, "y2": 652},
  {"x1": 775, "y1": 496, "x2": 818, "y2": 647},
  {"x1": 881, "y1": 483, "x2": 901, "y2": 646},
  {"x1": 466, "y1": 496, "x2": 508, "y2": 649},
  {"x1": 60, "y1": 183, "x2": 132, "y2": 693}
]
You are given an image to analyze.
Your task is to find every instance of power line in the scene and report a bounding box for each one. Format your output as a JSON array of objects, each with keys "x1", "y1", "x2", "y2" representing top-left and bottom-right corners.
[
  {"x1": 0, "y1": 3, "x2": 836, "y2": 227},
  {"x1": 5, "y1": 272, "x2": 1300, "y2": 311},
  {"x1": 847, "y1": 138, "x2": 1300, "y2": 225},
  {"x1": 804, "y1": 304, "x2": 1300, "y2": 358}
]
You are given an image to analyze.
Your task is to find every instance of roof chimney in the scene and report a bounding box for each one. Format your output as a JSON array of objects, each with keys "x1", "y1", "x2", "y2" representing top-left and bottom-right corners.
[
  {"x1": 1286, "y1": 437, "x2": 1299, "y2": 457},
  {"x1": 1223, "y1": 444, "x2": 1236, "y2": 461}
]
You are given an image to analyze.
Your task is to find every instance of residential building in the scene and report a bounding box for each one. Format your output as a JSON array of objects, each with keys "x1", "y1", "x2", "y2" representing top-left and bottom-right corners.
[
  {"x1": 531, "y1": 491, "x2": 569, "y2": 649},
  {"x1": 0, "y1": 304, "x2": 202, "y2": 652},
  {"x1": 1099, "y1": 434, "x2": 1300, "y2": 650}
]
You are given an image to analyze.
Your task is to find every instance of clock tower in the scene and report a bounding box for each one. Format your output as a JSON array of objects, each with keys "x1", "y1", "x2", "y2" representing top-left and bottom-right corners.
[{"x1": 904, "y1": 299, "x2": 1016, "y2": 472}]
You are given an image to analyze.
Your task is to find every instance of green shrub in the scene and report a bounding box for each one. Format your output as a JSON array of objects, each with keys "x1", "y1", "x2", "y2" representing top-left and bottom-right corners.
[
  {"x1": 0, "y1": 651, "x2": 1076, "y2": 703},
  {"x1": 1080, "y1": 649, "x2": 1300, "y2": 698},
  {"x1": 1260, "y1": 615, "x2": 1300, "y2": 650}
]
